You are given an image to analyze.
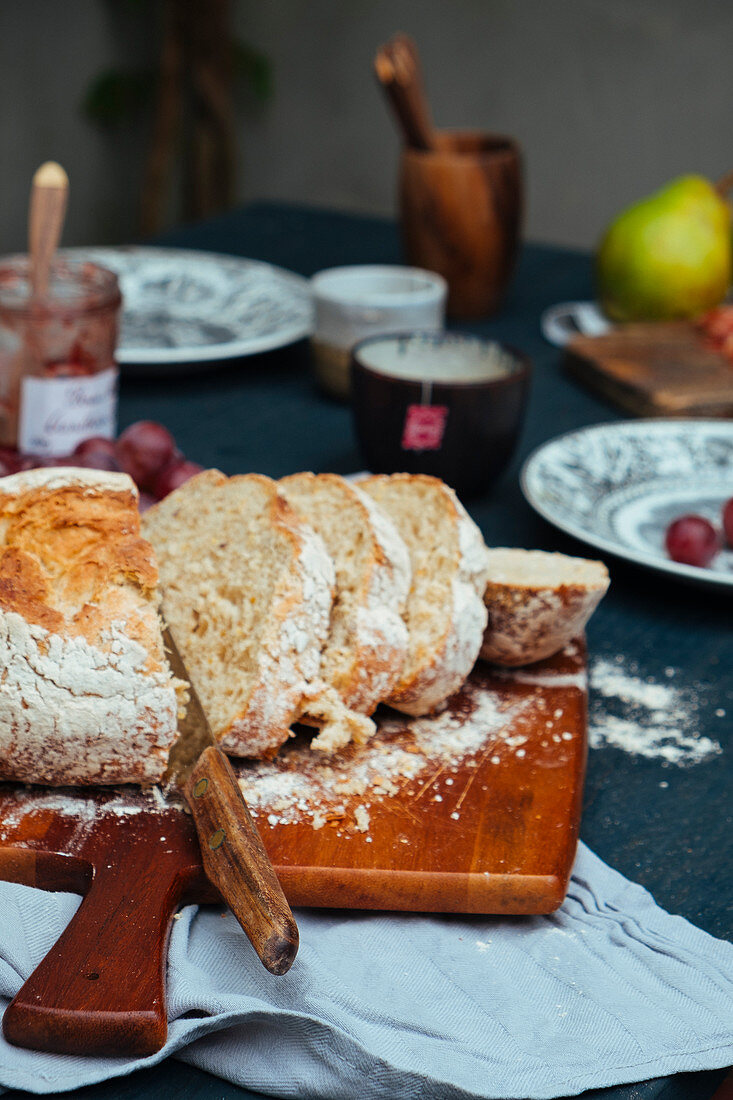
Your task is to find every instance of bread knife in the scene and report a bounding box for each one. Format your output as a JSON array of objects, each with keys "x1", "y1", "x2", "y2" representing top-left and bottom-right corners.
[{"x1": 162, "y1": 628, "x2": 298, "y2": 976}]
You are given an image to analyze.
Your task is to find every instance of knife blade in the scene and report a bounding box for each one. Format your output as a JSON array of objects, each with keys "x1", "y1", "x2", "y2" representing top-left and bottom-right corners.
[{"x1": 163, "y1": 628, "x2": 298, "y2": 976}]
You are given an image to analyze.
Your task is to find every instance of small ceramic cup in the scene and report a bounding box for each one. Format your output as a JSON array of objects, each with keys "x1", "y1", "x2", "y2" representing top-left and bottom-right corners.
[
  {"x1": 351, "y1": 332, "x2": 530, "y2": 498},
  {"x1": 310, "y1": 264, "x2": 447, "y2": 399},
  {"x1": 400, "y1": 131, "x2": 523, "y2": 319}
]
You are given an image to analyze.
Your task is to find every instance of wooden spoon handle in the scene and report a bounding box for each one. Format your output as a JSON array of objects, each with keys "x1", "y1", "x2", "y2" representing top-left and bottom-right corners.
[
  {"x1": 374, "y1": 33, "x2": 434, "y2": 150},
  {"x1": 28, "y1": 161, "x2": 68, "y2": 297},
  {"x1": 392, "y1": 34, "x2": 434, "y2": 145},
  {"x1": 184, "y1": 745, "x2": 299, "y2": 976}
]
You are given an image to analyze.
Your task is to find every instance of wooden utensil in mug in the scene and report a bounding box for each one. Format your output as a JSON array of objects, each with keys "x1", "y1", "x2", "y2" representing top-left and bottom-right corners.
[
  {"x1": 374, "y1": 33, "x2": 435, "y2": 151},
  {"x1": 400, "y1": 132, "x2": 523, "y2": 319}
]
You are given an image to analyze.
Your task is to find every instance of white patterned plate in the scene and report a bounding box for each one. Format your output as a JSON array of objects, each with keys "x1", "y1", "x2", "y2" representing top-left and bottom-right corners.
[
  {"x1": 521, "y1": 420, "x2": 733, "y2": 589},
  {"x1": 64, "y1": 246, "x2": 313, "y2": 368}
]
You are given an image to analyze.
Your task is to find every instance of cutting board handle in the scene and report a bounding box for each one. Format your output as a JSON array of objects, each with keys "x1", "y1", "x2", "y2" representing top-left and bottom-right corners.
[{"x1": 2, "y1": 830, "x2": 193, "y2": 1058}]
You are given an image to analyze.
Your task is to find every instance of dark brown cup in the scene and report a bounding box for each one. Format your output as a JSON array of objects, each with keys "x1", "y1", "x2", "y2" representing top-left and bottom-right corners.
[
  {"x1": 351, "y1": 332, "x2": 531, "y2": 499},
  {"x1": 399, "y1": 131, "x2": 523, "y2": 319}
]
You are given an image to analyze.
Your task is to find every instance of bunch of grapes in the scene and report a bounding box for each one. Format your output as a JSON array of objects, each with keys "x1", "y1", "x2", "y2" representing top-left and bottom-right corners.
[{"x1": 0, "y1": 422, "x2": 203, "y2": 511}]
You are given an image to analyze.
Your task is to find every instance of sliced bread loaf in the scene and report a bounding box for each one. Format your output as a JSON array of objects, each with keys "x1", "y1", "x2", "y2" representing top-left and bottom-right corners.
[
  {"x1": 359, "y1": 474, "x2": 491, "y2": 715},
  {"x1": 479, "y1": 548, "x2": 609, "y2": 666},
  {"x1": 279, "y1": 472, "x2": 411, "y2": 717},
  {"x1": 142, "y1": 470, "x2": 336, "y2": 759},
  {"x1": 0, "y1": 467, "x2": 181, "y2": 786}
]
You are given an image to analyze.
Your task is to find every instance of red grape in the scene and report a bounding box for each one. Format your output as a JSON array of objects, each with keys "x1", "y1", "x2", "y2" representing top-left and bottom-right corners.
[
  {"x1": 74, "y1": 453, "x2": 121, "y2": 472},
  {"x1": 152, "y1": 459, "x2": 205, "y2": 500},
  {"x1": 115, "y1": 421, "x2": 178, "y2": 491},
  {"x1": 723, "y1": 498, "x2": 733, "y2": 549},
  {"x1": 71, "y1": 436, "x2": 121, "y2": 472},
  {"x1": 665, "y1": 514, "x2": 720, "y2": 568},
  {"x1": 73, "y1": 437, "x2": 116, "y2": 459}
]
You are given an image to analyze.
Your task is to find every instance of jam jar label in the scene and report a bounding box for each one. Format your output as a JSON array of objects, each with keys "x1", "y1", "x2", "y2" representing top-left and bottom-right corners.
[{"x1": 18, "y1": 367, "x2": 118, "y2": 456}]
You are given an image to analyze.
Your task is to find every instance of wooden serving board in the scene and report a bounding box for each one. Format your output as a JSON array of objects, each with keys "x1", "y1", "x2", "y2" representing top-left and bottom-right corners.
[
  {"x1": 564, "y1": 322, "x2": 733, "y2": 418},
  {"x1": 0, "y1": 644, "x2": 586, "y2": 1057}
]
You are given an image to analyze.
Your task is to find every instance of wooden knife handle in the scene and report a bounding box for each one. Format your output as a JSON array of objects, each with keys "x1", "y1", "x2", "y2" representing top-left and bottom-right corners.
[
  {"x1": 2, "y1": 834, "x2": 191, "y2": 1057},
  {"x1": 184, "y1": 745, "x2": 299, "y2": 976}
]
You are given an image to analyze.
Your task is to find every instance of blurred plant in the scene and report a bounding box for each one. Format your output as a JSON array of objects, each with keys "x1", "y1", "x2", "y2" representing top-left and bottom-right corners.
[
  {"x1": 83, "y1": 69, "x2": 152, "y2": 129},
  {"x1": 82, "y1": 0, "x2": 272, "y2": 234}
]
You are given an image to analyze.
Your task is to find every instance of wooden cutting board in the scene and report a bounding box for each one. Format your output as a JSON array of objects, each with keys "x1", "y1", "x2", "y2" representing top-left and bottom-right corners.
[
  {"x1": 564, "y1": 321, "x2": 733, "y2": 417},
  {"x1": 0, "y1": 643, "x2": 586, "y2": 1058}
]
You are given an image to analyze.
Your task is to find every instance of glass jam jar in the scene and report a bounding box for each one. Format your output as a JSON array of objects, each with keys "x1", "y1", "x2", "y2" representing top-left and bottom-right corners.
[{"x1": 0, "y1": 256, "x2": 122, "y2": 456}]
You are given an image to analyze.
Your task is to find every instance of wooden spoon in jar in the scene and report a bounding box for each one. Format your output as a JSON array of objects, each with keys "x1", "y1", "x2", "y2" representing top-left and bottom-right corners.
[
  {"x1": 2, "y1": 162, "x2": 70, "y2": 445},
  {"x1": 374, "y1": 33, "x2": 435, "y2": 151},
  {"x1": 28, "y1": 161, "x2": 69, "y2": 297}
]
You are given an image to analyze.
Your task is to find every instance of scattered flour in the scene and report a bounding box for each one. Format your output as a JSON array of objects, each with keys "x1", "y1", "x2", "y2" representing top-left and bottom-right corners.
[
  {"x1": 0, "y1": 653, "x2": 594, "y2": 846},
  {"x1": 0, "y1": 785, "x2": 177, "y2": 848},
  {"x1": 238, "y1": 678, "x2": 546, "y2": 833},
  {"x1": 589, "y1": 657, "x2": 722, "y2": 766}
]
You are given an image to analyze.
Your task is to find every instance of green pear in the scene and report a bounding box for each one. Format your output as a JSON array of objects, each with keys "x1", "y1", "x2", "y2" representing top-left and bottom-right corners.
[{"x1": 596, "y1": 175, "x2": 732, "y2": 321}]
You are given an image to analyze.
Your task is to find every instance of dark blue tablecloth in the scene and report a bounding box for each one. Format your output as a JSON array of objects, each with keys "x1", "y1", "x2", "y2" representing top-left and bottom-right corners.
[{"x1": 7, "y1": 203, "x2": 729, "y2": 1100}]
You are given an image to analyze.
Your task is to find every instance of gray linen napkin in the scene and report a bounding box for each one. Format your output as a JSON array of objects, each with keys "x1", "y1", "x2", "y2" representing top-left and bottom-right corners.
[{"x1": 0, "y1": 842, "x2": 731, "y2": 1099}]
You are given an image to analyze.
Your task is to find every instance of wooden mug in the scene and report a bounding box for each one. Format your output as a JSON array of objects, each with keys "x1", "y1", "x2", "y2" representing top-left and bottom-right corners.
[{"x1": 399, "y1": 131, "x2": 523, "y2": 319}]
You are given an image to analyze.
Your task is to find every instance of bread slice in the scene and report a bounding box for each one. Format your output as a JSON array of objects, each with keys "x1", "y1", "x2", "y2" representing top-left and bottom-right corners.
[
  {"x1": 479, "y1": 548, "x2": 610, "y2": 666},
  {"x1": 359, "y1": 474, "x2": 491, "y2": 715},
  {"x1": 0, "y1": 467, "x2": 181, "y2": 786},
  {"x1": 279, "y1": 472, "x2": 411, "y2": 716},
  {"x1": 142, "y1": 470, "x2": 337, "y2": 759}
]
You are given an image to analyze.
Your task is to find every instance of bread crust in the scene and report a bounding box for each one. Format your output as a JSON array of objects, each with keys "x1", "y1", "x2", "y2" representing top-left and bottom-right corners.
[
  {"x1": 360, "y1": 474, "x2": 490, "y2": 716},
  {"x1": 479, "y1": 549, "x2": 609, "y2": 666},
  {"x1": 220, "y1": 475, "x2": 335, "y2": 757},
  {"x1": 279, "y1": 473, "x2": 411, "y2": 715},
  {"x1": 0, "y1": 467, "x2": 179, "y2": 785}
]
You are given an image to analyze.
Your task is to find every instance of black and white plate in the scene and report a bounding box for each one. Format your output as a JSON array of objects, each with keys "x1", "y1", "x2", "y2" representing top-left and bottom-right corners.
[
  {"x1": 65, "y1": 246, "x2": 313, "y2": 369},
  {"x1": 521, "y1": 420, "x2": 733, "y2": 589}
]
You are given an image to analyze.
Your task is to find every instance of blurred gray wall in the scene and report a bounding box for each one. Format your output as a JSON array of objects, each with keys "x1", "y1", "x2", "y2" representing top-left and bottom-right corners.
[{"x1": 1, "y1": 0, "x2": 731, "y2": 252}]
